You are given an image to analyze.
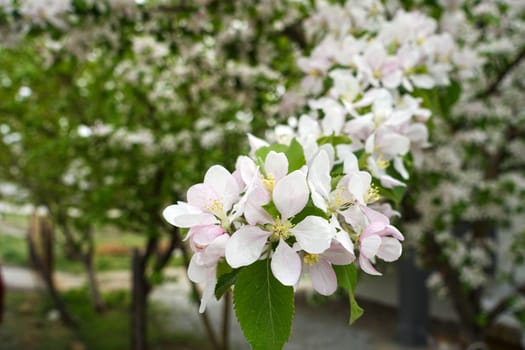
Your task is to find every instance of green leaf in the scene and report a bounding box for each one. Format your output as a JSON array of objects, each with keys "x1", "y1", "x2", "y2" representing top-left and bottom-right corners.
[
  {"x1": 291, "y1": 200, "x2": 328, "y2": 224},
  {"x1": 263, "y1": 201, "x2": 279, "y2": 218},
  {"x1": 215, "y1": 268, "x2": 240, "y2": 300},
  {"x1": 255, "y1": 144, "x2": 288, "y2": 166},
  {"x1": 233, "y1": 259, "x2": 294, "y2": 350},
  {"x1": 254, "y1": 138, "x2": 306, "y2": 174},
  {"x1": 317, "y1": 134, "x2": 352, "y2": 146},
  {"x1": 334, "y1": 264, "x2": 364, "y2": 324},
  {"x1": 284, "y1": 138, "x2": 306, "y2": 172},
  {"x1": 377, "y1": 183, "x2": 406, "y2": 206}
]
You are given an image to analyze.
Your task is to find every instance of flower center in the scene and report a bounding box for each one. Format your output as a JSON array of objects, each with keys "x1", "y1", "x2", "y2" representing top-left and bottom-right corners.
[
  {"x1": 376, "y1": 155, "x2": 390, "y2": 169},
  {"x1": 207, "y1": 199, "x2": 228, "y2": 224},
  {"x1": 364, "y1": 185, "x2": 381, "y2": 203},
  {"x1": 328, "y1": 186, "x2": 354, "y2": 214},
  {"x1": 271, "y1": 217, "x2": 292, "y2": 240},
  {"x1": 262, "y1": 173, "x2": 275, "y2": 192},
  {"x1": 303, "y1": 253, "x2": 319, "y2": 266}
]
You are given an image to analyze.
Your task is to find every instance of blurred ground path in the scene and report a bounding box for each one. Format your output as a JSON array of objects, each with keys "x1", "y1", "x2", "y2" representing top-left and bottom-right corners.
[{"x1": 3, "y1": 265, "x2": 426, "y2": 350}]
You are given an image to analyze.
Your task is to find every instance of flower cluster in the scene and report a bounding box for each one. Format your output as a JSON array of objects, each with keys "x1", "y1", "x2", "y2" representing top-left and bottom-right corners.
[
  {"x1": 163, "y1": 139, "x2": 404, "y2": 312},
  {"x1": 268, "y1": 0, "x2": 468, "y2": 190}
]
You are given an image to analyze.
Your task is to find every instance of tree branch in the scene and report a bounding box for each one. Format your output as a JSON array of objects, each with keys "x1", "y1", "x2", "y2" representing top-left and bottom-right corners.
[
  {"x1": 477, "y1": 46, "x2": 525, "y2": 98},
  {"x1": 486, "y1": 282, "x2": 525, "y2": 326}
]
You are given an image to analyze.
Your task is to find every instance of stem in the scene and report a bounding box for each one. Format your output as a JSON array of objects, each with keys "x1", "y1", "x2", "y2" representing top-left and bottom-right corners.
[{"x1": 221, "y1": 291, "x2": 231, "y2": 350}]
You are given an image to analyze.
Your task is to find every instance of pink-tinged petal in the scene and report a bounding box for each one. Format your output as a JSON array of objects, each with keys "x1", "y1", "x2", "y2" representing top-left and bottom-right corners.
[
  {"x1": 362, "y1": 206, "x2": 389, "y2": 225},
  {"x1": 379, "y1": 224, "x2": 405, "y2": 241},
  {"x1": 308, "y1": 150, "x2": 331, "y2": 208},
  {"x1": 360, "y1": 235, "x2": 381, "y2": 259},
  {"x1": 265, "y1": 151, "x2": 288, "y2": 182},
  {"x1": 187, "y1": 183, "x2": 218, "y2": 211},
  {"x1": 190, "y1": 225, "x2": 225, "y2": 246},
  {"x1": 163, "y1": 203, "x2": 218, "y2": 228},
  {"x1": 359, "y1": 254, "x2": 382, "y2": 276},
  {"x1": 292, "y1": 216, "x2": 336, "y2": 254},
  {"x1": 309, "y1": 258, "x2": 338, "y2": 296},
  {"x1": 361, "y1": 221, "x2": 388, "y2": 239},
  {"x1": 204, "y1": 234, "x2": 229, "y2": 261},
  {"x1": 323, "y1": 242, "x2": 355, "y2": 265},
  {"x1": 204, "y1": 165, "x2": 240, "y2": 211},
  {"x1": 376, "y1": 237, "x2": 402, "y2": 262},
  {"x1": 334, "y1": 230, "x2": 355, "y2": 256},
  {"x1": 339, "y1": 205, "x2": 366, "y2": 233},
  {"x1": 225, "y1": 226, "x2": 270, "y2": 268},
  {"x1": 271, "y1": 239, "x2": 302, "y2": 286},
  {"x1": 273, "y1": 170, "x2": 309, "y2": 219}
]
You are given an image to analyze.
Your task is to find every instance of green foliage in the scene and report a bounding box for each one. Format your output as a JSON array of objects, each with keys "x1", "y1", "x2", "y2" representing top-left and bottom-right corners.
[
  {"x1": 215, "y1": 266, "x2": 240, "y2": 300},
  {"x1": 333, "y1": 264, "x2": 364, "y2": 324},
  {"x1": 233, "y1": 259, "x2": 294, "y2": 350}
]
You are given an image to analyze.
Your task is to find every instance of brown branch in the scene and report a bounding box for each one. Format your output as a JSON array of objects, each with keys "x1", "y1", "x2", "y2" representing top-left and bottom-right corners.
[
  {"x1": 423, "y1": 233, "x2": 482, "y2": 341},
  {"x1": 477, "y1": 46, "x2": 525, "y2": 98},
  {"x1": 486, "y1": 282, "x2": 525, "y2": 326}
]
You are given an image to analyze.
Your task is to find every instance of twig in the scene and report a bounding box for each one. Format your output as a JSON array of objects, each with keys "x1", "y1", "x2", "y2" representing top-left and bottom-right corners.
[
  {"x1": 222, "y1": 291, "x2": 231, "y2": 350},
  {"x1": 477, "y1": 46, "x2": 525, "y2": 98}
]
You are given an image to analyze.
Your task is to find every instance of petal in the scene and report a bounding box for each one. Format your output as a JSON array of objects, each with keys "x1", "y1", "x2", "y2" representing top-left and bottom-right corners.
[
  {"x1": 362, "y1": 206, "x2": 389, "y2": 226},
  {"x1": 265, "y1": 151, "x2": 288, "y2": 182},
  {"x1": 273, "y1": 170, "x2": 309, "y2": 219},
  {"x1": 225, "y1": 226, "x2": 270, "y2": 268},
  {"x1": 323, "y1": 241, "x2": 355, "y2": 265},
  {"x1": 309, "y1": 258, "x2": 338, "y2": 295},
  {"x1": 308, "y1": 150, "x2": 332, "y2": 207},
  {"x1": 339, "y1": 205, "x2": 366, "y2": 233},
  {"x1": 187, "y1": 183, "x2": 218, "y2": 211},
  {"x1": 376, "y1": 237, "x2": 402, "y2": 262},
  {"x1": 204, "y1": 165, "x2": 240, "y2": 211},
  {"x1": 360, "y1": 235, "x2": 381, "y2": 259},
  {"x1": 386, "y1": 225, "x2": 405, "y2": 241},
  {"x1": 346, "y1": 171, "x2": 372, "y2": 205},
  {"x1": 394, "y1": 157, "x2": 409, "y2": 180},
  {"x1": 292, "y1": 216, "x2": 336, "y2": 254},
  {"x1": 163, "y1": 203, "x2": 218, "y2": 228},
  {"x1": 199, "y1": 277, "x2": 217, "y2": 313},
  {"x1": 271, "y1": 239, "x2": 302, "y2": 286},
  {"x1": 188, "y1": 253, "x2": 209, "y2": 283},
  {"x1": 236, "y1": 155, "x2": 258, "y2": 186},
  {"x1": 359, "y1": 254, "x2": 382, "y2": 276},
  {"x1": 190, "y1": 225, "x2": 225, "y2": 246},
  {"x1": 247, "y1": 133, "x2": 269, "y2": 155}
]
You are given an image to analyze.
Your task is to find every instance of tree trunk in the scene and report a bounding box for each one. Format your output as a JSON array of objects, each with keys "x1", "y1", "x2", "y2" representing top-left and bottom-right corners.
[
  {"x1": 82, "y1": 254, "x2": 105, "y2": 313},
  {"x1": 131, "y1": 248, "x2": 149, "y2": 350},
  {"x1": 28, "y1": 213, "x2": 77, "y2": 327},
  {"x1": 0, "y1": 266, "x2": 5, "y2": 325}
]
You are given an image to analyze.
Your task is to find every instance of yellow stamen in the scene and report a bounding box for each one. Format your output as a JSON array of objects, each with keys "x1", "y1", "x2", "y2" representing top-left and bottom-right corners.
[
  {"x1": 373, "y1": 69, "x2": 382, "y2": 79},
  {"x1": 271, "y1": 217, "x2": 292, "y2": 240},
  {"x1": 262, "y1": 173, "x2": 275, "y2": 192},
  {"x1": 303, "y1": 253, "x2": 319, "y2": 266},
  {"x1": 376, "y1": 155, "x2": 390, "y2": 169},
  {"x1": 365, "y1": 185, "x2": 381, "y2": 204}
]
